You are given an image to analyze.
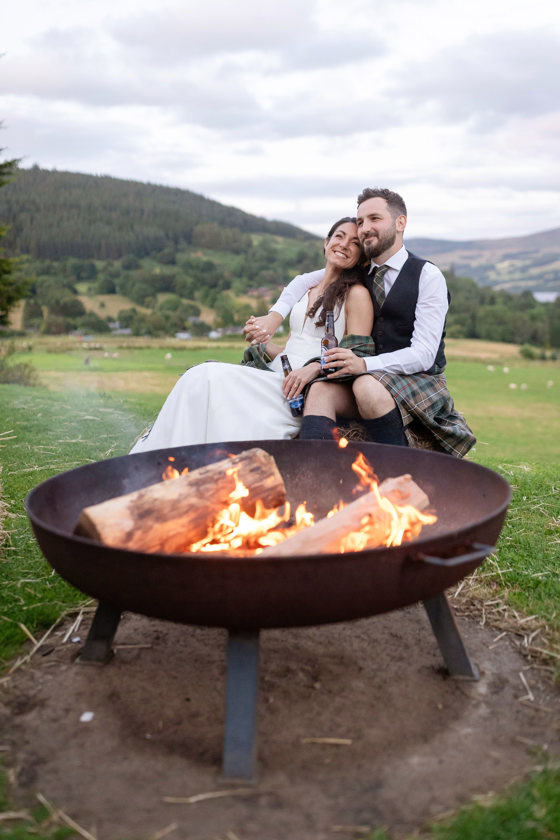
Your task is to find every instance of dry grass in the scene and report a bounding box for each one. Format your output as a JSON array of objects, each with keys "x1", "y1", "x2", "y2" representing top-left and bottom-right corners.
[
  {"x1": 6, "y1": 299, "x2": 24, "y2": 330},
  {"x1": 35, "y1": 792, "x2": 100, "y2": 840},
  {"x1": 10, "y1": 334, "x2": 246, "y2": 354},
  {"x1": 444, "y1": 338, "x2": 529, "y2": 364},
  {"x1": 0, "y1": 462, "x2": 7, "y2": 552},
  {"x1": 0, "y1": 604, "x2": 96, "y2": 684},
  {"x1": 76, "y1": 293, "x2": 151, "y2": 320},
  {"x1": 451, "y1": 560, "x2": 560, "y2": 673}
]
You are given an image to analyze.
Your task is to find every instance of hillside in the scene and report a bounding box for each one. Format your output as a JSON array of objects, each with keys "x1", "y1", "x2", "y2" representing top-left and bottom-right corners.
[
  {"x1": 0, "y1": 166, "x2": 316, "y2": 261},
  {"x1": 1, "y1": 164, "x2": 559, "y2": 347},
  {"x1": 406, "y1": 228, "x2": 560, "y2": 296},
  {"x1": 1, "y1": 166, "x2": 559, "y2": 302}
]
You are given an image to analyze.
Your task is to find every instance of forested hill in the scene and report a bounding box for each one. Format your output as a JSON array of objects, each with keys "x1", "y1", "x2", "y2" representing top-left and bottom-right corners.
[
  {"x1": 3, "y1": 166, "x2": 559, "y2": 347},
  {"x1": 2, "y1": 166, "x2": 559, "y2": 296},
  {"x1": 0, "y1": 166, "x2": 317, "y2": 261}
]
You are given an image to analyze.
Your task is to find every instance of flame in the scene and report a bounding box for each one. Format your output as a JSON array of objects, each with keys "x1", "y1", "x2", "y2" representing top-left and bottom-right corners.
[
  {"x1": 189, "y1": 465, "x2": 295, "y2": 553},
  {"x1": 162, "y1": 456, "x2": 189, "y2": 481},
  {"x1": 338, "y1": 489, "x2": 437, "y2": 553},
  {"x1": 351, "y1": 451, "x2": 379, "y2": 490},
  {"x1": 345, "y1": 452, "x2": 436, "y2": 548},
  {"x1": 168, "y1": 450, "x2": 437, "y2": 557}
]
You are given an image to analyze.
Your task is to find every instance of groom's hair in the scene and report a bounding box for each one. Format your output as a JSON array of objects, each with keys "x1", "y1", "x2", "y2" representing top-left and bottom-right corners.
[{"x1": 357, "y1": 187, "x2": 407, "y2": 219}]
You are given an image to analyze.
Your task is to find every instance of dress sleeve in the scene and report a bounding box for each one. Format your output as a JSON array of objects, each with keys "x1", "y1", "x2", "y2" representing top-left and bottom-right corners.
[{"x1": 269, "y1": 269, "x2": 325, "y2": 319}]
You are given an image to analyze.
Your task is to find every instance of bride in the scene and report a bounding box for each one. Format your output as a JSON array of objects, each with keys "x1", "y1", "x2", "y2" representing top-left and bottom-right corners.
[{"x1": 130, "y1": 217, "x2": 372, "y2": 451}]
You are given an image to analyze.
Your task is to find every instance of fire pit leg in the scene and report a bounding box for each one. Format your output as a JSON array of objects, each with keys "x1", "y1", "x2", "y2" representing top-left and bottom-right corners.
[
  {"x1": 76, "y1": 601, "x2": 122, "y2": 665},
  {"x1": 423, "y1": 593, "x2": 479, "y2": 680},
  {"x1": 221, "y1": 630, "x2": 260, "y2": 782}
]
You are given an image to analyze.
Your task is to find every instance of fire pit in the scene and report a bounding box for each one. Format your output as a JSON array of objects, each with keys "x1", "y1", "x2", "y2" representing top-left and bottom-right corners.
[{"x1": 26, "y1": 440, "x2": 512, "y2": 780}]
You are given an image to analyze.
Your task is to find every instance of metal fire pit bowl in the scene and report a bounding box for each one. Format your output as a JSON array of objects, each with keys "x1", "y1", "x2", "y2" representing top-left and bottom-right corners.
[{"x1": 26, "y1": 440, "x2": 512, "y2": 780}]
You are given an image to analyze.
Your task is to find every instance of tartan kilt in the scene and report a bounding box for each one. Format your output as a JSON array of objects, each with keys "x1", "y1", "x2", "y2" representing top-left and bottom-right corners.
[{"x1": 366, "y1": 370, "x2": 476, "y2": 458}]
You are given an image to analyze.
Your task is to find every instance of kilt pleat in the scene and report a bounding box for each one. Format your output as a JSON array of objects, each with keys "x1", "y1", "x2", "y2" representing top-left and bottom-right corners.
[{"x1": 367, "y1": 370, "x2": 476, "y2": 457}]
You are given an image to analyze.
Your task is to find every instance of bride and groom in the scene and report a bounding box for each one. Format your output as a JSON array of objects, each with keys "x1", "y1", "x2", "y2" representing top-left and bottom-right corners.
[{"x1": 130, "y1": 187, "x2": 475, "y2": 458}]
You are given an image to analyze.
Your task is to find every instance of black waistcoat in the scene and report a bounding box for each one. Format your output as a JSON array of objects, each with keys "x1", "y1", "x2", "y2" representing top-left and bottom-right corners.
[{"x1": 366, "y1": 252, "x2": 447, "y2": 375}]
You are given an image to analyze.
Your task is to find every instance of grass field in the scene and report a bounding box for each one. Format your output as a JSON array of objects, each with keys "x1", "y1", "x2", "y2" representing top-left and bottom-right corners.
[
  {"x1": 1, "y1": 336, "x2": 559, "y2": 840},
  {"x1": 9, "y1": 335, "x2": 560, "y2": 461}
]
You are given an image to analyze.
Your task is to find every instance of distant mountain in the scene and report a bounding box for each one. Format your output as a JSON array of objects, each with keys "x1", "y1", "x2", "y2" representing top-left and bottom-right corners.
[{"x1": 406, "y1": 228, "x2": 560, "y2": 296}]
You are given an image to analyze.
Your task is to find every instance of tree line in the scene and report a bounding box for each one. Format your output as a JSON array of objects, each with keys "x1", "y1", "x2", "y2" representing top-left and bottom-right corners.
[
  {"x1": 1, "y1": 162, "x2": 559, "y2": 349},
  {"x1": 0, "y1": 166, "x2": 315, "y2": 261},
  {"x1": 445, "y1": 271, "x2": 560, "y2": 351},
  {"x1": 12, "y1": 249, "x2": 560, "y2": 349}
]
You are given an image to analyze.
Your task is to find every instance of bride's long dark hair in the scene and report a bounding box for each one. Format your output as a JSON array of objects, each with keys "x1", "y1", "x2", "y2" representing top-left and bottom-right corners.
[{"x1": 306, "y1": 216, "x2": 365, "y2": 327}]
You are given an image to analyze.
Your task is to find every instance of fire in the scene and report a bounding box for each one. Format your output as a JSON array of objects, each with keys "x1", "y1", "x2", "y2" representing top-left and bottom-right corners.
[
  {"x1": 162, "y1": 456, "x2": 189, "y2": 481},
  {"x1": 346, "y1": 451, "x2": 436, "y2": 548},
  {"x1": 189, "y1": 466, "x2": 291, "y2": 552},
  {"x1": 165, "y1": 451, "x2": 436, "y2": 556},
  {"x1": 351, "y1": 451, "x2": 379, "y2": 490},
  {"x1": 189, "y1": 465, "x2": 317, "y2": 553}
]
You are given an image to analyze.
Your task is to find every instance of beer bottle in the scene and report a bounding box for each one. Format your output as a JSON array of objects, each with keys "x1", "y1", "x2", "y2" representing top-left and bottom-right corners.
[
  {"x1": 280, "y1": 354, "x2": 304, "y2": 417},
  {"x1": 320, "y1": 310, "x2": 338, "y2": 375}
]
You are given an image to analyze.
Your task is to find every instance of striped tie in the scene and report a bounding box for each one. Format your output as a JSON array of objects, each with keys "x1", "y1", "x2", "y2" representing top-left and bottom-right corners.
[{"x1": 371, "y1": 264, "x2": 390, "y2": 307}]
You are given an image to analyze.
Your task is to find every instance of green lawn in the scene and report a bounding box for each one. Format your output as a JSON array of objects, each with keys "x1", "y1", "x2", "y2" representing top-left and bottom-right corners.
[
  {"x1": 11, "y1": 341, "x2": 244, "y2": 374},
  {"x1": 446, "y1": 359, "x2": 559, "y2": 463}
]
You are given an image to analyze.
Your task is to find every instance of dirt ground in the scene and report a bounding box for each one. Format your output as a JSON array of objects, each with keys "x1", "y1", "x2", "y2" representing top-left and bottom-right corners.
[{"x1": 1, "y1": 603, "x2": 559, "y2": 840}]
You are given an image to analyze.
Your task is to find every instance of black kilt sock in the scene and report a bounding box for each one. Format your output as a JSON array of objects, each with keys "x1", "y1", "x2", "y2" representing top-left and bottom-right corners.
[
  {"x1": 299, "y1": 415, "x2": 337, "y2": 440},
  {"x1": 362, "y1": 408, "x2": 408, "y2": 447}
]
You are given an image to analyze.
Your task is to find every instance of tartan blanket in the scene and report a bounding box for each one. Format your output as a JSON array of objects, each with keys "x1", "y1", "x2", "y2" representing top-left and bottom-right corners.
[
  {"x1": 303, "y1": 333, "x2": 376, "y2": 383},
  {"x1": 240, "y1": 342, "x2": 273, "y2": 370}
]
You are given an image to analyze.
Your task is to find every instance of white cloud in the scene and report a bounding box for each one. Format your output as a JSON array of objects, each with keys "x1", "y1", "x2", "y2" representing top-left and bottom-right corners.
[
  {"x1": 109, "y1": 0, "x2": 315, "y2": 62},
  {"x1": 1, "y1": 0, "x2": 560, "y2": 241},
  {"x1": 393, "y1": 30, "x2": 560, "y2": 126}
]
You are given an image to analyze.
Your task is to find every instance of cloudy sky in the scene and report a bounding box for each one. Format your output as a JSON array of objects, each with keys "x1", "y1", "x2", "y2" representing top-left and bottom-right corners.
[{"x1": 1, "y1": 0, "x2": 559, "y2": 240}]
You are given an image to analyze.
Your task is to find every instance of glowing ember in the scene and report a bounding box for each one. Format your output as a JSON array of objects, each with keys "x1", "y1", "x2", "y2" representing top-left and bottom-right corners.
[
  {"x1": 163, "y1": 451, "x2": 437, "y2": 556},
  {"x1": 162, "y1": 456, "x2": 189, "y2": 481}
]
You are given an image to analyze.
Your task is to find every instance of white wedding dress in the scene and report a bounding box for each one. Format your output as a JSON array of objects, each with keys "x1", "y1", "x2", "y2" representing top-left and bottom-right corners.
[{"x1": 130, "y1": 293, "x2": 346, "y2": 452}]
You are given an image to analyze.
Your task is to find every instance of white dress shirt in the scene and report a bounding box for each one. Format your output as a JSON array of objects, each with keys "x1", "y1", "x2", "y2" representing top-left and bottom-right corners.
[{"x1": 270, "y1": 246, "x2": 449, "y2": 374}]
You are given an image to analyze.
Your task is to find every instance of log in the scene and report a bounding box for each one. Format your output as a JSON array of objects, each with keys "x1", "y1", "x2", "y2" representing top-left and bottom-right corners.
[
  {"x1": 259, "y1": 474, "x2": 432, "y2": 557},
  {"x1": 74, "y1": 448, "x2": 286, "y2": 554}
]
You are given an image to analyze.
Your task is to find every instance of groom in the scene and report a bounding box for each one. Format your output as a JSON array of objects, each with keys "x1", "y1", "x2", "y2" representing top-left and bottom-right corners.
[{"x1": 246, "y1": 187, "x2": 475, "y2": 457}]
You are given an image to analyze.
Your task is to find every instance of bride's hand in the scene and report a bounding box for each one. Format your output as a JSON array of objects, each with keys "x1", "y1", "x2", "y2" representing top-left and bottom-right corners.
[
  {"x1": 243, "y1": 313, "x2": 282, "y2": 344},
  {"x1": 282, "y1": 364, "x2": 320, "y2": 399}
]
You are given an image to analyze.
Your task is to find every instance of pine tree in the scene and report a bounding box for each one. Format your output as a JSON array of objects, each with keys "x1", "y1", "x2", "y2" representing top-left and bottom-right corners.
[{"x1": 0, "y1": 150, "x2": 27, "y2": 326}]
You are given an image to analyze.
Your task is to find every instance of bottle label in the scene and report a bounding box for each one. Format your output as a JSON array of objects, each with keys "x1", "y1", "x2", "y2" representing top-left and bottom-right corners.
[
  {"x1": 320, "y1": 341, "x2": 328, "y2": 369},
  {"x1": 321, "y1": 338, "x2": 337, "y2": 373},
  {"x1": 289, "y1": 394, "x2": 304, "y2": 416}
]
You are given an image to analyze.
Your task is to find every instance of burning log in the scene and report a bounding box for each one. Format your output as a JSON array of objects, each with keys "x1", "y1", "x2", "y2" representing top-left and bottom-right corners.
[
  {"x1": 74, "y1": 448, "x2": 286, "y2": 554},
  {"x1": 259, "y1": 474, "x2": 431, "y2": 557}
]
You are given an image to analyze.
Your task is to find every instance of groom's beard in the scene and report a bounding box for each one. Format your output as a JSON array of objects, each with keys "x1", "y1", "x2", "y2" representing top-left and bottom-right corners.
[{"x1": 362, "y1": 227, "x2": 397, "y2": 260}]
